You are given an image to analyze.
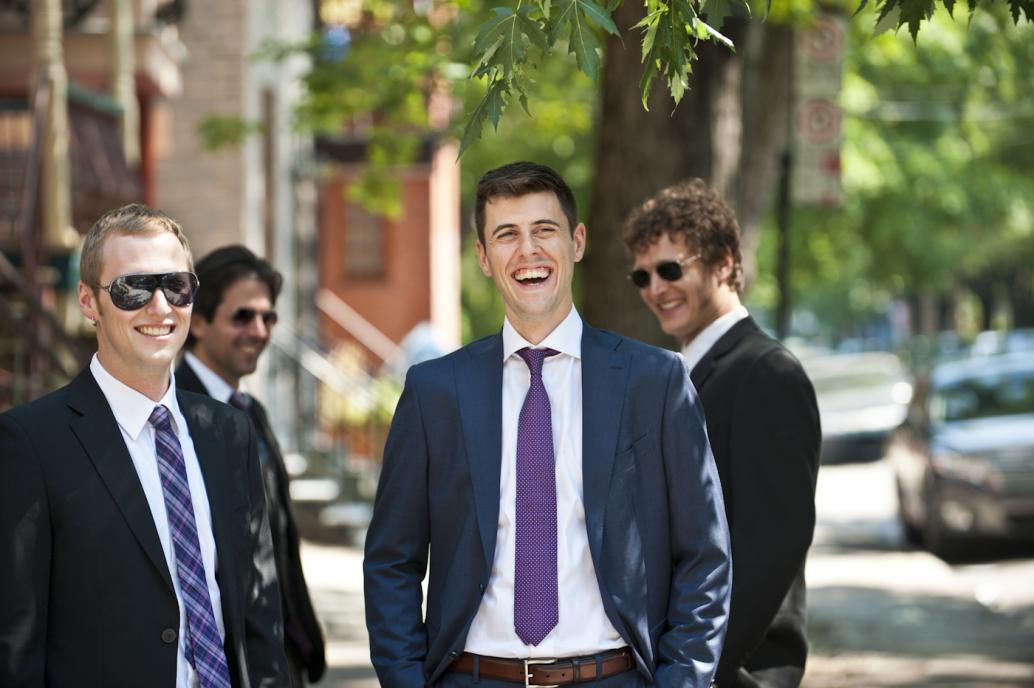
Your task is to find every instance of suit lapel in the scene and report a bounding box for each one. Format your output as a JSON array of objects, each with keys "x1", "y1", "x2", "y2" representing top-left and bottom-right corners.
[
  {"x1": 175, "y1": 359, "x2": 208, "y2": 396},
  {"x1": 691, "y1": 316, "x2": 758, "y2": 391},
  {"x1": 456, "y1": 334, "x2": 504, "y2": 570},
  {"x1": 67, "y1": 369, "x2": 175, "y2": 593},
  {"x1": 580, "y1": 325, "x2": 630, "y2": 570}
]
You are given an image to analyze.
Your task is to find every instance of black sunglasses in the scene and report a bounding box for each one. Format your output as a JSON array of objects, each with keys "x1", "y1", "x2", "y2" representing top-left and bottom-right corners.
[
  {"x1": 628, "y1": 255, "x2": 700, "y2": 289},
  {"x1": 99, "y1": 272, "x2": 199, "y2": 311},
  {"x1": 231, "y1": 307, "x2": 278, "y2": 328}
]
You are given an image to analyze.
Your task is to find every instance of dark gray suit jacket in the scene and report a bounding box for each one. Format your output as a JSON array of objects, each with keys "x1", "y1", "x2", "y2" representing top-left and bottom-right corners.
[
  {"x1": 363, "y1": 324, "x2": 732, "y2": 687},
  {"x1": 177, "y1": 360, "x2": 326, "y2": 684},
  {"x1": 691, "y1": 317, "x2": 820, "y2": 688},
  {"x1": 0, "y1": 367, "x2": 288, "y2": 688}
]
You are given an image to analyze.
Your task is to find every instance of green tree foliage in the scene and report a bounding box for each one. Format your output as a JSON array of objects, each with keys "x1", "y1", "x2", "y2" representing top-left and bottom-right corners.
[{"x1": 752, "y1": 4, "x2": 1034, "y2": 338}]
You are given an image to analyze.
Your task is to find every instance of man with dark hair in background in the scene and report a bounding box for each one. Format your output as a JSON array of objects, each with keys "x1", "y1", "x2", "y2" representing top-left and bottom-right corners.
[
  {"x1": 625, "y1": 180, "x2": 821, "y2": 688},
  {"x1": 364, "y1": 161, "x2": 732, "y2": 688},
  {"x1": 179, "y1": 245, "x2": 326, "y2": 687}
]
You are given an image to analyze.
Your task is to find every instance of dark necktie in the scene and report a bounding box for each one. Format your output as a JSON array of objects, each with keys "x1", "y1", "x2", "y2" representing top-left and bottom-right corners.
[
  {"x1": 148, "y1": 405, "x2": 232, "y2": 688},
  {"x1": 514, "y1": 347, "x2": 560, "y2": 646},
  {"x1": 229, "y1": 391, "x2": 271, "y2": 467}
]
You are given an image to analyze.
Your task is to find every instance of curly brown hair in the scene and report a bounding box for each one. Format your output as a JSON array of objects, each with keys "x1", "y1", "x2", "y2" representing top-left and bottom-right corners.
[{"x1": 623, "y1": 179, "x2": 744, "y2": 293}]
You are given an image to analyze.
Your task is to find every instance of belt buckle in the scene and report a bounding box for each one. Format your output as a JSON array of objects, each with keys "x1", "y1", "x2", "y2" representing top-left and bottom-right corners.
[{"x1": 523, "y1": 657, "x2": 559, "y2": 688}]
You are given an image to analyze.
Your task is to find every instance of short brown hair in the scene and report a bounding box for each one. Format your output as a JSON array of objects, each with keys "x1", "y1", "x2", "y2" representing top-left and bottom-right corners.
[
  {"x1": 474, "y1": 161, "x2": 578, "y2": 244},
  {"x1": 623, "y1": 179, "x2": 744, "y2": 293},
  {"x1": 80, "y1": 203, "x2": 193, "y2": 289}
]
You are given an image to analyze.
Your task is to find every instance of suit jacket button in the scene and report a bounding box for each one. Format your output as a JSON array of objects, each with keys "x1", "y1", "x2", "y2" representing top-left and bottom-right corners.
[
  {"x1": 479, "y1": 583, "x2": 485, "y2": 592},
  {"x1": 161, "y1": 628, "x2": 177, "y2": 644}
]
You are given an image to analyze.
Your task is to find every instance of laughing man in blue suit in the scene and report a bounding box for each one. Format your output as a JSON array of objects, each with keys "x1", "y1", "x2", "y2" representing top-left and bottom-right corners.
[{"x1": 363, "y1": 162, "x2": 732, "y2": 688}]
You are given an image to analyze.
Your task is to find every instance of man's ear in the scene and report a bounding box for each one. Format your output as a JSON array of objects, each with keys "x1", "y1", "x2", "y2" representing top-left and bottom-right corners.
[
  {"x1": 78, "y1": 281, "x2": 98, "y2": 325},
  {"x1": 572, "y1": 223, "x2": 587, "y2": 263},
  {"x1": 476, "y1": 239, "x2": 492, "y2": 277},
  {"x1": 715, "y1": 249, "x2": 734, "y2": 284},
  {"x1": 190, "y1": 312, "x2": 209, "y2": 342}
]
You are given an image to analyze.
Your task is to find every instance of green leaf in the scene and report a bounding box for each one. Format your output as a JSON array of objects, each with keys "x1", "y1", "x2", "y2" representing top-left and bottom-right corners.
[
  {"x1": 636, "y1": 8, "x2": 665, "y2": 60},
  {"x1": 1007, "y1": 0, "x2": 1034, "y2": 23},
  {"x1": 473, "y1": 7, "x2": 527, "y2": 78},
  {"x1": 897, "y1": 0, "x2": 935, "y2": 41},
  {"x1": 517, "y1": 13, "x2": 549, "y2": 50},
  {"x1": 578, "y1": 0, "x2": 621, "y2": 35},
  {"x1": 551, "y1": 0, "x2": 609, "y2": 79},
  {"x1": 459, "y1": 80, "x2": 510, "y2": 156},
  {"x1": 701, "y1": 0, "x2": 733, "y2": 26}
]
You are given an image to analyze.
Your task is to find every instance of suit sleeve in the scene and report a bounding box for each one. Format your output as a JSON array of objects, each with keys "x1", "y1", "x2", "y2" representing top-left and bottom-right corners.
[
  {"x1": 240, "y1": 418, "x2": 292, "y2": 687},
  {"x1": 363, "y1": 376, "x2": 431, "y2": 688},
  {"x1": 0, "y1": 413, "x2": 50, "y2": 687},
  {"x1": 655, "y1": 357, "x2": 733, "y2": 688},
  {"x1": 718, "y1": 349, "x2": 820, "y2": 679}
]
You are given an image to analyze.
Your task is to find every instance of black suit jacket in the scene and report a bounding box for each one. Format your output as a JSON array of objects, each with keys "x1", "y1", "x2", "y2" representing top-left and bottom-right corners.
[
  {"x1": 177, "y1": 361, "x2": 326, "y2": 684},
  {"x1": 0, "y1": 368, "x2": 288, "y2": 688},
  {"x1": 690, "y1": 317, "x2": 821, "y2": 688}
]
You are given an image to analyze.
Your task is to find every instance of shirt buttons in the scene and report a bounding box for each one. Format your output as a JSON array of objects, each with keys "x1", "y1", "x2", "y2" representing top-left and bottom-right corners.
[{"x1": 161, "y1": 628, "x2": 177, "y2": 644}]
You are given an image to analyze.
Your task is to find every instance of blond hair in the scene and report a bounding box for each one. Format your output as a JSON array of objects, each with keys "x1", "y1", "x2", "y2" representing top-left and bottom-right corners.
[{"x1": 80, "y1": 203, "x2": 193, "y2": 288}]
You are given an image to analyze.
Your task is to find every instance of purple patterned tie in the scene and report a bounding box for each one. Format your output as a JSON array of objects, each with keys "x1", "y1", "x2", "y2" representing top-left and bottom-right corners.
[
  {"x1": 149, "y1": 405, "x2": 232, "y2": 688},
  {"x1": 514, "y1": 347, "x2": 560, "y2": 646}
]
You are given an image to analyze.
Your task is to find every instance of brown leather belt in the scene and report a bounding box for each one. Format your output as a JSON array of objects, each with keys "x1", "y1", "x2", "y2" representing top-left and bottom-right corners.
[{"x1": 450, "y1": 648, "x2": 634, "y2": 686}]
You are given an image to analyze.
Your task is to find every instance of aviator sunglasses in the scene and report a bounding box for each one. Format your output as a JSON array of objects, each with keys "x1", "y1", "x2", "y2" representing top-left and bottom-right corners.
[
  {"x1": 231, "y1": 307, "x2": 278, "y2": 328},
  {"x1": 98, "y1": 272, "x2": 200, "y2": 310},
  {"x1": 628, "y1": 254, "x2": 700, "y2": 289}
]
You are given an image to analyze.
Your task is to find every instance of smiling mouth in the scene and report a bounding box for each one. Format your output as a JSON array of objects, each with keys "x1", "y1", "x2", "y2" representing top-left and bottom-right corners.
[
  {"x1": 513, "y1": 267, "x2": 552, "y2": 285},
  {"x1": 137, "y1": 324, "x2": 175, "y2": 337},
  {"x1": 657, "y1": 300, "x2": 683, "y2": 312}
]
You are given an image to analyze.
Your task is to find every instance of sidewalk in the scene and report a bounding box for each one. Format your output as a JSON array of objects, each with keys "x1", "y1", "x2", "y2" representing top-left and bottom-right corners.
[{"x1": 300, "y1": 541, "x2": 378, "y2": 687}]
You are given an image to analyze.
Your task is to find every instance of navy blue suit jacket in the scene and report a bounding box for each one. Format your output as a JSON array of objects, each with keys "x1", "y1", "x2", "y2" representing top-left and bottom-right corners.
[{"x1": 363, "y1": 324, "x2": 731, "y2": 687}]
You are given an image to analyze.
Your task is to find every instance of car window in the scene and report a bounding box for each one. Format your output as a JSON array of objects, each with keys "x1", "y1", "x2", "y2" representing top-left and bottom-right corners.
[{"x1": 931, "y1": 369, "x2": 1034, "y2": 422}]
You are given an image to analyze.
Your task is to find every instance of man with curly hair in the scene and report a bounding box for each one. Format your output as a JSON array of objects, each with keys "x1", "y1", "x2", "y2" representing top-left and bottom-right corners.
[{"x1": 624, "y1": 180, "x2": 821, "y2": 688}]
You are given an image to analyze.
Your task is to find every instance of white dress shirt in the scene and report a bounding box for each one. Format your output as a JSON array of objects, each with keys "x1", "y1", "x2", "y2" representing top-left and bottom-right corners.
[
  {"x1": 183, "y1": 352, "x2": 235, "y2": 403},
  {"x1": 90, "y1": 355, "x2": 225, "y2": 688},
  {"x1": 681, "y1": 305, "x2": 750, "y2": 372},
  {"x1": 464, "y1": 307, "x2": 624, "y2": 657}
]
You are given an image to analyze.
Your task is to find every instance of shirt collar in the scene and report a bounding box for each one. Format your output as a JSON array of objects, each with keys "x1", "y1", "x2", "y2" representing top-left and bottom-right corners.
[
  {"x1": 502, "y1": 306, "x2": 583, "y2": 362},
  {"x1": 183, "y1": 351, "x2": 236, "y2": 403},
  {"x1": 681, "y1": 304, "x2": 749, "y2": 371},
  {"x1": 90, "y1": 353, "x2": 183, "y2": 441}
]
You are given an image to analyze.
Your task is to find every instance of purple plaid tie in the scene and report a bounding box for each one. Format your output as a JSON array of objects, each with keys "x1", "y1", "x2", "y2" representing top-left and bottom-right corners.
[
  {"x1": 514, "y1": 347, "x2": 560, "y2": 646},
  {"x1": 149, "y1": 405, "x2": 232, "y2": 688}
]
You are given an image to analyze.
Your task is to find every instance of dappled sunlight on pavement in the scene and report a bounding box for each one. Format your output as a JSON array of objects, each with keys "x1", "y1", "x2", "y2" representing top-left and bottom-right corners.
[
  {"x1": 803, "y1": 460, "x2": 1034, "y2": 687},
  {"x1": 300, "y1": 541, "x2": 378, "y2": 687}
]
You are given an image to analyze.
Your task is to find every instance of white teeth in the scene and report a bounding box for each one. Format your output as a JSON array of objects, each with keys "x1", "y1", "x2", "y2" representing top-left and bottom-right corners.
[
  {"x1": 514, "y1": 267, "x2": 550, "y2": 281},
  {"x1": 139, "y1": 325, "x2": 173, "y2": 336},
  {"x1": 658, "y1": 301, "x2": 682, "y2": 311}
]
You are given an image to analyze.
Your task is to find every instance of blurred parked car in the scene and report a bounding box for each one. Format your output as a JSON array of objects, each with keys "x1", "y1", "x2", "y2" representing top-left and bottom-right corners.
[
  {"x1": 805, "y1": 352, "x2": 912, "y2": 464},
  {"x1": 889, "y1": 352, "x2": 1034, "y2": 559}
]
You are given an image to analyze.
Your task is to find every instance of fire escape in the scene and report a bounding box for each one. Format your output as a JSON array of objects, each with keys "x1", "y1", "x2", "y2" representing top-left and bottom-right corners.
[{"x1": 0, "y1": 0, "x2": 183, "y2": 408}]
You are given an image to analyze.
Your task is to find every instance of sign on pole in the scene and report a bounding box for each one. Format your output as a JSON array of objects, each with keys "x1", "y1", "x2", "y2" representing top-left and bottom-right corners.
[{"x1": 792, "y1": 13, "x2": 846, "y2": 206}]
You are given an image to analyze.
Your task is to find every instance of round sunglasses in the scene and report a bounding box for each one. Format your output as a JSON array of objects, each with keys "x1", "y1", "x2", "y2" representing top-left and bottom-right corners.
[
  {"x1": 98, "y1": 272, "x2": 200, "y2": 311},
  {"x1": 628, "y1": 254, "x2": 700, "y2": 289}
]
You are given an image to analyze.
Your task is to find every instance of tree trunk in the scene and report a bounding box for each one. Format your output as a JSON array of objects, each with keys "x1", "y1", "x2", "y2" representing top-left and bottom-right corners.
[{"x1": 582, "y1": 5, "x2": 794, "y2": 346}]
